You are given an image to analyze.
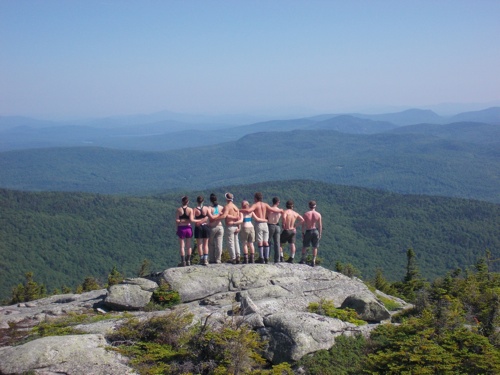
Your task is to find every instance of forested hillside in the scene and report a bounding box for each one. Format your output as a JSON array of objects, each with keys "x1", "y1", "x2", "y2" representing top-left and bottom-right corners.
[
  {"x1": 1, "y1": 180, "x2": 499, "y2": 302},
  {"x1": 1, "y1": 126, "x2": 499, "y2": 202}
]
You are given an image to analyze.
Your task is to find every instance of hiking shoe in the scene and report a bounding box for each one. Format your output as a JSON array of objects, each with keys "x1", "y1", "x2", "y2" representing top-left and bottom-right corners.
[
  {"x1": 299, "y1": 259, "x2": 306, "y2": 264},
  {"x1": 286, "y1": 258, "x2": 294, "y2": 264}
]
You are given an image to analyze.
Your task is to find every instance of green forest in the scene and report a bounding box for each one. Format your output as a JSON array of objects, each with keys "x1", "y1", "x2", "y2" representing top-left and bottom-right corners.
[
  {"x1": 1, "y1": 127, "x2": 499, "y2": 203},
  {"x1": 1, "y1": 179, "x2": 499, "y2": 302}
]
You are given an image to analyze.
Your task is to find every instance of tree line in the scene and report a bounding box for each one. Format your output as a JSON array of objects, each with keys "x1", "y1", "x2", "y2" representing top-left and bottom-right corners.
[{"x1": 1, "y1": 180, "x2": 499, "y2": 302}]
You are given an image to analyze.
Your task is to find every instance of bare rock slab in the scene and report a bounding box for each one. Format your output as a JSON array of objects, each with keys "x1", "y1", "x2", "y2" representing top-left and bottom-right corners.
[{"x1": 0, "y1": 334, "x2": 136, "y2": 375}]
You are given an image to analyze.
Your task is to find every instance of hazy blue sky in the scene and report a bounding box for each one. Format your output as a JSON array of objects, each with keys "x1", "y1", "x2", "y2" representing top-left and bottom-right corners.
[{"x1": 1, "y1": 0, "x2": 499, "y2": 119}]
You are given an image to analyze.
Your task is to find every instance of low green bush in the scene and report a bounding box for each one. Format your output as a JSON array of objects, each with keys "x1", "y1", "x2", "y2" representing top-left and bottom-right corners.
[{"x1": 308, "y1": 299, "x2": 366, "y2": 326}]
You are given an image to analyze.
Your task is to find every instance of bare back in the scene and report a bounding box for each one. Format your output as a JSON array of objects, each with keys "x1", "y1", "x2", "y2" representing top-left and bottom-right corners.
[
  {"x1": 282, "y1": 209, "x2": 303, "y2": 230},
  {"x1": 267, "y1": 209, "x2": 281, "y2": 225},
  {"x1": 224, "y1": 202, "x2": 240, "y2": 226},
  {"x1": 252, "y1": 201, "x2": 268, "y2": 222},
  {"x1": 303, "y1": 210, "x2": 322, "y2": 231}
]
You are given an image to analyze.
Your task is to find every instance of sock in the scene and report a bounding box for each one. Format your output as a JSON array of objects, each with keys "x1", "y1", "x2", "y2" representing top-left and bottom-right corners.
[
  {"x1": 264, "y1": 246, "x2": 270, "y2": 259},
  {"x1": 259, "y1": 247, "x2": 264, "y2": 258}
]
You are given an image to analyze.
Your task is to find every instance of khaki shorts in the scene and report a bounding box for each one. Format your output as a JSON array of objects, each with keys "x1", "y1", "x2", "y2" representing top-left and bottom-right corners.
[
  {"x1": 240, "y1": 226, "x2": 255, "y2": 243},
  {"x1": 256, "y1": 222, "x2": 269, "y2": 243}
]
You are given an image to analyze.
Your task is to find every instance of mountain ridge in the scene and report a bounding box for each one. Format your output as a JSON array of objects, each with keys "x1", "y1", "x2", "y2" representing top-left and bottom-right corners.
[
  {"x1": 1, "y1": 107, "x2": 499, "y2": 152},
  {"x1": 1, "y1": 126, "x2": 498, "y2": 202}
]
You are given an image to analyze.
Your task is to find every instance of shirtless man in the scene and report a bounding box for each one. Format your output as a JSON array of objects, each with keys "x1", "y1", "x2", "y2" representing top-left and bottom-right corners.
[
  {"x1": 300, "y1": 200, "x2": 323, "y2": 267},
  {"x1": 223, "y1": 192, "x2": 241, "y2": 264},
  {"x1": 280, "y1": 200, "x2": 304, "y2": 263},
  {"x1": 240, "y1": 192, "x2": 283, "y2": 264},
  {"x1": 267, "y1": 197, "x2": 282, "y2": 263}
]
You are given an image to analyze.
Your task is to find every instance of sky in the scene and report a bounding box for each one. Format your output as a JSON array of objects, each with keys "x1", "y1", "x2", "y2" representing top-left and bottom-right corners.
[{"x1": 1, "y1": 0, "x2": 499, "y2": 119}]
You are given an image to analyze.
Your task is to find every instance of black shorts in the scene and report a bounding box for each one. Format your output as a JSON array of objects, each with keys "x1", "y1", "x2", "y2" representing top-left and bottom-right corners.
[
  {"x1": 194, "y1": 224, "x2": 210, "y2": 239},
  {"x1": 280, "y1": 229, "x2": 296, "y2": 244},
  {"x1": 303, "y1": 229, "x2": 319, "y2": 248}
]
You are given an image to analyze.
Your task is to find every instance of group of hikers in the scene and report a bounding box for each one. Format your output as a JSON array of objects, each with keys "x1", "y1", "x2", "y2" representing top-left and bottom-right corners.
[{"x1": 175, "y1": 192, "x2": 322, "y2": 267}]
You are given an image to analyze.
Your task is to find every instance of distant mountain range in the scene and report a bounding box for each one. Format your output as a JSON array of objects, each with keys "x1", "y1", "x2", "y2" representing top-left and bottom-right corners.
[
  {"x1": 1, "y1": 120, "x2": 499, "y2": 202},
  {"x1": 1, "y1": 107, "x2": 499, "y2": 152}
]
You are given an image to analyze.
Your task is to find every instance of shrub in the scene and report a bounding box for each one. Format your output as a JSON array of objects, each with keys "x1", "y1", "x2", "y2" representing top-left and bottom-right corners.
[
  {"x1": 107, "y1": 266, "x2": 124, "y2": 287},
  {"x1": 108, "y1": 311, "x2": 273, "y2": 375},
  {"x1": 151, "y1": 281, "x2": 181, "y2": 308},
  {"x1": 297, "y1": 334, "x2": 369, "y2": 375},
  {"x1": 308, "y1": 299, "x2": 366, "y2": 326}
]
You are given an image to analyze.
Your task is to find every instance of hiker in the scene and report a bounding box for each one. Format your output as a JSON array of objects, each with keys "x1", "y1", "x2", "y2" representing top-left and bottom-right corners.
[
  {"x1": 223, "y1": 192, "x2": 241, "y2": 264},
  {"x1": 280, "y1": 200, "x2": 304, "y2": 263},
  {"x1": 267, "y1": 197, "x2": 282, "y2": 263},
  {"x1": 236, "y1": 200, "x2": 258, "y2": 263},
  {"x1": 207, "y1": 193, "x2": 224, "y2": 264},
  {"x1": 175, "y1": 196, "x2": 201, "y2": 266},
  {"x1": 300, "y1": 200, "x2": 323, "y2": 267},
  {"x1": 193, "y1": 196, "x2": 210, "y2": 266},
  {"x1": 240, "y1": 192, "x2": 283, "y2": 263}
]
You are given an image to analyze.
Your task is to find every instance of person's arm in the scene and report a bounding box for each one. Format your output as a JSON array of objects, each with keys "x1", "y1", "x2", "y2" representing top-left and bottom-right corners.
[
  {"x1": 175, "y1": 208, "x2": 181, "y2": 226},
  {"x1": 219, "y1": 205, "x2": 230, "y2": 219},
  {"x1": 239, "y1": 203, "x2": 257, "y2": 214},
  {"x1": 207, "y1": 207, "x2": 221, "y2": 222},
  {"x1": 188, "y1": 208, "x2": 200, "y2": 223},
  {"x1": 191, "y1": 207, "x2": 206, "y2": 225},
  {"x1": 318, "y1": 214, "x2": 323, "y2": 239},
  {"x1": 234, "y1": 212, "x2": 244, "y2": 225},
  {"x1": 296, "y1": 214, "x2": 305, "y2": 232},
  {"x1": 200, "y1": 207, "x2": 209, "y2": 224},
  {"x1": 266, "y1": 204, "x2": 283, "y2": 214},
  {"x1": 225, "y1": 208, "x2": 240, "y2": 221}
]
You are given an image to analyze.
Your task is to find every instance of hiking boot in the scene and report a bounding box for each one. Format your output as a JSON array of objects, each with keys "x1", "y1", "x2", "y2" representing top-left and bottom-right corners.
[
  {"x1": 264, "y1": 258, "x2": 269, "y2": 264},
  {"x1": 299, "y1": 259, "x2": 306, "y2": 264},
  {"x1": 243, "y1": 255, "x2": 249, "y2": 264},
  {"x1": 236, "y1": 256, "x2": 240, "y2": 264},
  {"x1": 280, "y1": 256, "x2": 284, "y2": 262},
  {"x1": 249, "y1": 254, "x2": 255, "y2": 263},
  {"x1": 179, "y1": 261, "x2": 186, "y2": 267},
  {"x1": 286, "y1": 257, "x2": 294, "y2": 264}
]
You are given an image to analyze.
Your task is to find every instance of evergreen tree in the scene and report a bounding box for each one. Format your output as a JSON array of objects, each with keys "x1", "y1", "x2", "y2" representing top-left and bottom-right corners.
[
  {"x1": 9, "y1": 272, "x2": 46, "y2": 304},
  {"x1": 107, "y1": 266, "x2": 124, "y2": 287}
]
